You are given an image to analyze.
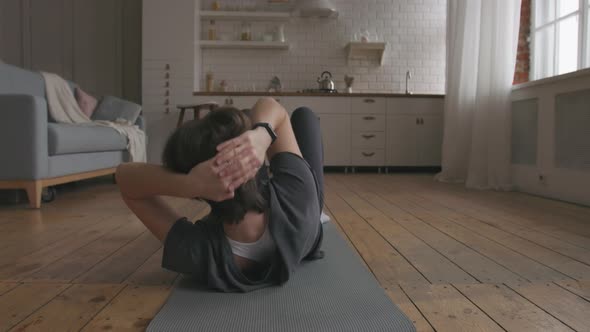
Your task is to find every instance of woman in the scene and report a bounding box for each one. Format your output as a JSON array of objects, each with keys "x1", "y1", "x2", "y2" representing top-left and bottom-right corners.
[{"x1": 116, "y1": 97, "x2": 324, "y2": 292}]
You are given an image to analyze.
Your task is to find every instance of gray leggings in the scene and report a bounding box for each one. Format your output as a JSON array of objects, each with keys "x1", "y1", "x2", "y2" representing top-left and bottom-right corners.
[{"x1": 290, "y1": 107, "x2": 324, "y2": 209}]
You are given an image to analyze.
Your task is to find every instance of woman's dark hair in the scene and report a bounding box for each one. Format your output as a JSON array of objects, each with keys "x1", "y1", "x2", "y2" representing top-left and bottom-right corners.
[{"x1": 162, "y1": 107, "x2": 266, "y2": 224}]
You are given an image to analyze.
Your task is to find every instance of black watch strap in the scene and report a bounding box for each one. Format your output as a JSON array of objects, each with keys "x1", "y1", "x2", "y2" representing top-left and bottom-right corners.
[{"x1": 253, "y1": 122, "x2": 277, "y2": 144}]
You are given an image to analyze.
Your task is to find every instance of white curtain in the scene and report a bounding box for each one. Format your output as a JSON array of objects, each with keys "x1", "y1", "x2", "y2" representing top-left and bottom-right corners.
[{"x1": 437, "y1": 0, "x2": 521, "y2": 190}]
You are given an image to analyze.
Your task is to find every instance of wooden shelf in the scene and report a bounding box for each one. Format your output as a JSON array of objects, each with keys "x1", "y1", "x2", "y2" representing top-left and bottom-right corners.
[
  {"x1": 200, "y1": 10, "x2": 292, "y2": 21},
  {"x1": 345, "y1": 42, "x2": 387, "y2": 65},
  {"x1": 199, "y1": 40, "x2": 290, "y2": 49}
]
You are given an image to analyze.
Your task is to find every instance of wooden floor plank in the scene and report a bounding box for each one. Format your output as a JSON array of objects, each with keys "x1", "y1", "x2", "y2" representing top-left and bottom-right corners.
[
  {"x1": 329, "y1": 177, "x2": 525, "y2": 284},
  {"x1": 332, "y1": 180, "x2": 478, "y2": 283},
  {"x1": 24, "y1": 219, "x2": 146, "y2": 283},
  {"x1": 554, "y1": 280, "x2": 590, "y2": 301},
  {"x1": 0, "y1": 217, "x2": 126, "y2": 281},
  {"x1": 0, "y1": 282, "x2": 19, "y2": 296},
  {"x1": 74, "y1": 232, "x2": 162, "y2": 284},
  {"x1": 401, "y1": 283, "x2": 504, "y2": 332},
  {"x1": 2, "y1": 175, "x2": 590, "y2": 331},
  {"x1": 412, "y1": 187, "x2": 590, "y2": 263},
  {"x1": 81, "y1": 285, "x2": 171, "y2": 332},
  {"x1": 455, "y1": 284, "x2": 574, "y2": 331},
  {"x1": 9, "y1": 284, "x2": 124, "y2": 332},
  {"x1": 0, "y1": 214, "x2": 112, "y2": 263},
  {"x1": 390, "y1": 193, "x2": 573, "y2": 283},
  {"x1": 507, "y1": 282, "x2": 590, "y2": 332},
  {"x1": 402, "y1": 191, "x2": 590, "y2": 281},
  {"x1": 0, "y1": 283, "x2": 70, "y2": 331},
  {"x1": 324, "y1": 187, "x2": 429, "y2": 286},
  {"x1": 385, "y1": 285, "x2": 435, "y2": 332},
  {"x1": 406, "y1": 176, "x2": 590, "y2": 248},
  {"x1": 124, "y1": 248, "x2": 178, "y2": 286}
]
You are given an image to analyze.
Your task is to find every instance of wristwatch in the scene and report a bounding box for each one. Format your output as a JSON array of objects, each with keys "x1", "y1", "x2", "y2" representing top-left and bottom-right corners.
[{"x1": 253, "y1": 122, "x2": 277, "y2": 145}]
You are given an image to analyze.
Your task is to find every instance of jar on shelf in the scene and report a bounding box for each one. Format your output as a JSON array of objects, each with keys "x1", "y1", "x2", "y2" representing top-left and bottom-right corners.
[
  {"x1": 206, "y1": 72, "x2": 214, "y2": 92},
  {"x1": 208, "y1": 20, "x2": 216, "y2": 40},
  {"x1": 240, "y1": 22, "x2": 252, "y2": 41}
]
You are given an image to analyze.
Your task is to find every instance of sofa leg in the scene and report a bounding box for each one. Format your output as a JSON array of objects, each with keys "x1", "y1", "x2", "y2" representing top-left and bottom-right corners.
[{"x1": 24, "y1": 181, "x2": 42, "y2": 209}]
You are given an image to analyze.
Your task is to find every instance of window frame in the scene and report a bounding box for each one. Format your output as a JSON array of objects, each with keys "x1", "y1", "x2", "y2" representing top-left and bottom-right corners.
[{"x1": 531, "y1": 0, "x2": 590, "y2": 80}]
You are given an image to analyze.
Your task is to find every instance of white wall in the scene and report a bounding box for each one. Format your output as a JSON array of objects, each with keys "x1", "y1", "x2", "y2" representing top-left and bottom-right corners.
[
  {"x1": 511, "y1": 69, "x2": 590, "y2": 207},
  {"x1": 199, "y1": 0, "x2": 447, "y2": 93}
]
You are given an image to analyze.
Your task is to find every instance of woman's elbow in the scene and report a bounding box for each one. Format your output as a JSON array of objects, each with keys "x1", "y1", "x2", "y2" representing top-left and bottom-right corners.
[{"x1": 115, "y1": 163, "x2": 130, "y2": 192}]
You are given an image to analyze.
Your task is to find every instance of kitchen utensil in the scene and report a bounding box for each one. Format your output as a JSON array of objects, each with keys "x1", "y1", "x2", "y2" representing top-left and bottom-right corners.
[{"x1": 317, "y1": 71, "x2": 335, "y2": 91}]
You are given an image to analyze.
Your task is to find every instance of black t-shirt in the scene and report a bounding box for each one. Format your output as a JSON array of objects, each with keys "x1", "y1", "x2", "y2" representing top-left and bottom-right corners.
[{"x1": 162, "y1": 152, "x2": 324, "y2": 292}]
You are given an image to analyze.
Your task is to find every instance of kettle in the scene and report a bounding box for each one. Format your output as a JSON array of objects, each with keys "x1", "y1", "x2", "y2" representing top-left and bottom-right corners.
[{"x1": 317, "y1": 71, "x2": 335, "y2": 91}]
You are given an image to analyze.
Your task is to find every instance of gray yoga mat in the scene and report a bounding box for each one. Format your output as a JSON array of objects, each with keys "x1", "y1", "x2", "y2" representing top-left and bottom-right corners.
[{"x1": 147, "y1": 223, "x2": 416, "y2": 332}]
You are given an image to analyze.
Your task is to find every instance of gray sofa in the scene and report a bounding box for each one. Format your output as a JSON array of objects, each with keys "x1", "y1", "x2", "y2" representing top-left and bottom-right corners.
[{"x1": 0, "y1": 62, "x2": 144, "y2": 208}]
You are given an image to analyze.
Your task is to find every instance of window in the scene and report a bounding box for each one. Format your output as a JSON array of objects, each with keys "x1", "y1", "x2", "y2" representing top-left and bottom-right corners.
[{"x1": 532, "y1": 0, "x2": 590, "y2": 79}]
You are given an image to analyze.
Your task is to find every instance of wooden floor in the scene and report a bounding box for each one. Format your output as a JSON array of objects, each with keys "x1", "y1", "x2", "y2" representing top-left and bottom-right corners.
[{"x1": 0, "y1": 174, "x2": 589, "y2": 331}]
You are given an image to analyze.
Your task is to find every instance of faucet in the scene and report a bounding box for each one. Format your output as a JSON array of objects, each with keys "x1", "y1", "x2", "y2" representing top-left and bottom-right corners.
[{"x1": 405, "y1": 70, "x2": 412, "y2": 95}]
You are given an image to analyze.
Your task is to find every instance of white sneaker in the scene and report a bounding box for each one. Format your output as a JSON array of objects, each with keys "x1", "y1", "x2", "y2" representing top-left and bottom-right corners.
[{"x1": 320, "y1": 211, "x2": 331, "y2": 224}]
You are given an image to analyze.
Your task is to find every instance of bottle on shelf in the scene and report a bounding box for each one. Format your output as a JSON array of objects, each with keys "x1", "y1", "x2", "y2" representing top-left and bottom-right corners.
[
  {"x1": 208, "y1": 20, "x2": 216, "y2": 40},
  {"x1": 206, "y1": 72, "x2": 214, "y2": 92},
  {"x1": 275, "y1": 23, "x2": 285, "y2": 42},
  {"x1": 212, "y1": 1, "x2": 220, "y2": 10},
  {"x1": 241, "y1": 22, "x2": 252, "y2": 41}
]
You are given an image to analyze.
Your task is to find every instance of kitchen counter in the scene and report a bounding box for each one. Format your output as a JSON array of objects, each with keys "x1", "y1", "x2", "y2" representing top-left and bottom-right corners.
[{"x1": 193, "y1": 91, "x2": 445, "y2": 98}]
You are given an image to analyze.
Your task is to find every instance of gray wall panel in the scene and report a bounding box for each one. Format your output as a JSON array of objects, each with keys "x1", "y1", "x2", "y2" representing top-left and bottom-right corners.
[
  {"x1": 511, "y1": 98, "x2": 538, "y2": 166},
  {"x1": 555, "y1": 89, "x2": 590, "y2": 170}
]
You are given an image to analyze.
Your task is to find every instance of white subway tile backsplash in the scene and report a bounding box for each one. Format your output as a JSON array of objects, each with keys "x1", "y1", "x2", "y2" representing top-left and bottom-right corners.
[{"x1": 200, "y1": 0, "x2": 446, "y2": 94}]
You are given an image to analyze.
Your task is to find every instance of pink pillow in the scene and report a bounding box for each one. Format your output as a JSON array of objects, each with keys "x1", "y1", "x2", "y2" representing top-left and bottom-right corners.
[{"x1": 75, "y1": 87, "x2": 98, "y2": 118}]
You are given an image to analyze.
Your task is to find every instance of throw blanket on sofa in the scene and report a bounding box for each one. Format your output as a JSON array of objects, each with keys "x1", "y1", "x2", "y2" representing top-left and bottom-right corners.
[{"x1": 41, "y1": 72, "x2": 146, "y2": 162}]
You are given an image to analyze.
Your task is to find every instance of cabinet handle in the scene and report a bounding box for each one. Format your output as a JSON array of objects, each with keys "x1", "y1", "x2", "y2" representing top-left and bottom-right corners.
[
  {"x1": 164, "y1": 99, "x2": 169, "y2": 105},
  {"x1": 363, "y1": 98, "x2": 375, "y2": 103},
  {"x1": 165, "y1": 64, "x2": 170, "y2": 70},
  {"x1": 165, "y1": 107, "x2": 170, "y2": 114},
  {"x1": 165, "y1": 81, "x2": 170, "y2": 88},
  {"x1": 165, "y1": 73, "x2": 170, "y2": 79},
  {"x1": 416, "y1": 118, "x2": 419, "y2": 125},
  {"x1": 165, "y1": 90, "x2": 169, "y2": 96},
  {"x1": 363, "y1": 116, "x2": 376, "y2": 120},
  {"x1": 421, "y1": 118, "x2": 425, "y2": 125},
  {"x1": 362, "y1": 152, "x2": 375, "y2": 157},
  {"x1": 361, "y1": 134, "x2": 375, "y2": 139}
]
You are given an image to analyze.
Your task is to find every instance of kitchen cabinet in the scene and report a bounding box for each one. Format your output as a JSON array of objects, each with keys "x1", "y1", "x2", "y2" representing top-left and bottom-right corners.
[
  {"x1": 418, "y1": 115, "x2": 444, "y2": 166},
  {"x1": 318, "y1": 114, "x2": 351, "y2": 166},
  {"x1": 386, "y1": 97, "x2": 444, "y2": 167},
  {"x1": 191, "y1": 94, "x2": 443, "y2": 168},
  {"x1": 350, "y1": 97, "x2": 386, "y2": 166},
  {"x1": 386, "y1": 115, "x2": 419, "y2": 166}
]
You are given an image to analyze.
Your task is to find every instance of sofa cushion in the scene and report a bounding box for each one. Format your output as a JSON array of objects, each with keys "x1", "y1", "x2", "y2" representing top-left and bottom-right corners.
[
  {"x1": 92, "y1": 96, "x2": 142, "y2": 123},
  {"x1": 48, "y1": 123, "x2": 127, "y2": 156}
]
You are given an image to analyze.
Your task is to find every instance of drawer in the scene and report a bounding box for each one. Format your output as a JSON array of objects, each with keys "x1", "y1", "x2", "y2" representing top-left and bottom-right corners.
[
  {"x1": 352, "y1": 131, "x2": 385, "y2": 148},
  {"x1": 351, "y1": 148, "x2": 385, "y2": 166},
  {"x1": 351, "y1": 114, "x2": 386, "y2": 131},
  {"x1": 351, "y1": 97, "x2": 386, "y2": 114}
]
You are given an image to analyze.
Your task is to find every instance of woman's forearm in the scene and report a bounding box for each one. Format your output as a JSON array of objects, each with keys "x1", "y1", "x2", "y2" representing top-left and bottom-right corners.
[
  {"x1": 249, "y1": 97, "x2": 301, "y2": 160},
  {"x1": 116, "y1": 163, "x2": 196, "y2": 200},
  {"x1": 250, "y1": 97, "x2": 288, "y2": 134}
]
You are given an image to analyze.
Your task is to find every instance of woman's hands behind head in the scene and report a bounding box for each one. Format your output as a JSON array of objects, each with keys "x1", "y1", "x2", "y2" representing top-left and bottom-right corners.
[
  {"x1": 214, "y1": 127, "x2": 272, "y2": 192},
  {"x1": 188, "y1": 158, "x2": 235, "y2": 202}
]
